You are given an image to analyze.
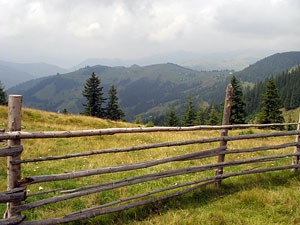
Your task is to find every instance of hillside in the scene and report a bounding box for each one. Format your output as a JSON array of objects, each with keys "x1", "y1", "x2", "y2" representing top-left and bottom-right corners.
[
  {"x1": 0, "y1": 106, "x2": 299, "y2": 224},
  {"x1": 7, "y1": 51, "x2": 300, "y2": 122},
  {"x1": 235, "y1": 51, "x2": 300, "y2": 82},
  {"x1": 8, "y1": 63, "x2": 231, "y2": 121},
  {"x1": 244, "y1": 65, "x2": 300, "y2": 116},
  {"x1": 0, "y1": 60, "x2": 68, "y2": 88}
]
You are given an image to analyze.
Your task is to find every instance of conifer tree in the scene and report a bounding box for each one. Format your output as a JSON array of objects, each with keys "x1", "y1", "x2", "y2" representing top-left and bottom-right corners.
[
  {"x1": 257, "y1": 78, "x2": 284, "y2": 127},
  {"x1": 230, "y1": 76, "x2": 246, "y2": 124},
  {"x1": 0, "y1": 81, "x2": 7, "y2": 106},
  {"x1": 166, "y1": 108, "x2": 180, "y2": 126},
  {"x1": 207, "y1": 105, "x2": 220, "y2": 125},
  {"x1": 106, "y1": 85, "x2": 124, "y2": 120},
  {"x1": 82, "y1": 72, "x2": 105, "y2": 117},
  {"x1": 184, "y1": 96, "x2": 197, "y2": 126},
  {"x1": 198, "y1": 106, "x2": 206, "y2": 125}
]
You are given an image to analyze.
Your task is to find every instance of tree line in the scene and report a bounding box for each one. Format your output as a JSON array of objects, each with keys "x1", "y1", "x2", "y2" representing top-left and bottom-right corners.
[
  {"x1": 244, "y1": 65, "x2": 300, "y2": 116},
  {"x1": 142, "y1": 75, "x2": 284, "y2": 128},
  {"x1": 0, "y1": 72, "x2": 286, "y2": 127}
]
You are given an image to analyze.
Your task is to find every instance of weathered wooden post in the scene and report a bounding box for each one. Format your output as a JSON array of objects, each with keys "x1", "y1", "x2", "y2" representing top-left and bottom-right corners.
[
  {"x1": 215, "y1": 83, "x2": 233, "y2": 187},
  {"x1": 5, "y1": 95, "x2": 23, "y2": 218},
  {"x1": 292, "y1": 113, "x2": 300, "y2": 172}
]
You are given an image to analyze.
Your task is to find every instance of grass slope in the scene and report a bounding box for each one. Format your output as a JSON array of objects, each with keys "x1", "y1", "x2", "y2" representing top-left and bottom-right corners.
[{"x1": 0, "y1": 107, "x2": 299, "y2": 224}]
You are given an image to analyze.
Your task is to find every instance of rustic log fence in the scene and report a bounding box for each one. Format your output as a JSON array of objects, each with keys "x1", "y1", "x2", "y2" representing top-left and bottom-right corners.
[{"x1": 1, "y1": 87, "x2": 300, "y2": 224}]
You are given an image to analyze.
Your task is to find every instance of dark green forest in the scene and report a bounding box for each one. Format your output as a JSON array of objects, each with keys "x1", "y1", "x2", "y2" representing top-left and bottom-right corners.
[{"x1": 244, "y1": 65, "x2": 300, "y2": 118}]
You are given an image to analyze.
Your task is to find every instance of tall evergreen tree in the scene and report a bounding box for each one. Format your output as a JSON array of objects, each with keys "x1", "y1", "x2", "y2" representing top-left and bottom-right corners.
[
  {"x1": 207, "y1": 105, "x2": 220, "y2": 125},
  {"x1": 257, "y1": 78, "x2": 284, "y2": 127},
  {"x1": 230, "y1": 76, "x2": 246, "y2": 124},
  {"x1": 106, "y1": 85, "x2": 124, "y2": 120},
  {"x1": 198, "y1": 106, "x2": 206, "y2": 125},
  {"x1": 0, "y1": 81, "x2": 7, "y2": 106},
  {"x1": 166, "y1": 108, "x2": 180, "y2": 126},
  {"x1": 184, "y1": 96, "x2": 197, "y2": 126},
  {"x1": 82, "y1": 72, "x2": 105, "y2": 117}
]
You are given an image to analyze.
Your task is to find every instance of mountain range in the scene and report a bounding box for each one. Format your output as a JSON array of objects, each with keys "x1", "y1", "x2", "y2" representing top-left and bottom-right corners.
[
  {"x1": 7, "y1": 51, "x2": 300, "y2": 121},
  {"x1": 0, "y1": 60, "x2": 68, "y2": 88}
]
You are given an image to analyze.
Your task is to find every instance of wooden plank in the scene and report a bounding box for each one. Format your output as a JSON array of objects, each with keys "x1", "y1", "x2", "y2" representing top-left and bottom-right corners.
[
  {"x1": 216, "y1": 83, "x2": 233, "y2": 187},
  {"x1": 17, "y1": 146, "x2": 225, "y2": 186},
  {"x1": 0, "y1": 215, "x2": 25, "y2": 225},
  {"x1": 11, "y1": 130, "x2": 300, "y2": 165},
  {"x1": 27, "y1": 188, "x2": 64, "y2": 198},
  {"x1": 5, "y1": 95, "x2": 23, "y2": 218},
  {"x1": 62, "y1": 151, "x2": 300, "y2": 194},
  {"x1": 0, "y1": 186, "x2": 26, "y2": 203},
  {"x1": 188, "y1": 142, "x2": 298, "y2": 161},
  {"x1": 0, "y1": 145, "x2": 23, "y2": 157},
  {"x1": 0, "y1": 123, "x2": 298, "y2": 140}
]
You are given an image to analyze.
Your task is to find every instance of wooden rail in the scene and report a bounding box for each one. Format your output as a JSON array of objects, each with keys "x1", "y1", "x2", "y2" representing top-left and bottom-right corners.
[{"x1": 1, "y1": 88, "x2": 300, "y2": 224}]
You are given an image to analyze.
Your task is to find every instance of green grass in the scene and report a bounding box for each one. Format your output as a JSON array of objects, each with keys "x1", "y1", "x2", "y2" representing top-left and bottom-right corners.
[{"x1": 0, "y1": 105, "x2": 299, "y2": 224}]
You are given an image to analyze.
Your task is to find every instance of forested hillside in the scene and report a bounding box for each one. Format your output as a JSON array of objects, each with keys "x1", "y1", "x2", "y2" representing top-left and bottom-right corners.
[
  {"x1": 8, "y1": 63, "x2": 231, "y2": 121},
  {"x1": 236, "y1": 52, "x2": 300, "y2": 82},
  {"x1": 244, "y1": 65, "x2": 300, "y2": 116}
]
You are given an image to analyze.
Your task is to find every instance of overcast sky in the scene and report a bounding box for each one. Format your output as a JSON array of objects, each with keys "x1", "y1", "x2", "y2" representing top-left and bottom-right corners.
[{"x1": 0, "y1": 0, "x2": 299, "y2": 68}]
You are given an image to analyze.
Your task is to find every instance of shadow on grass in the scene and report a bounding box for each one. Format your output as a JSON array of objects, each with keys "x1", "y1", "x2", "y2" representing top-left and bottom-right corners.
[{"x1": 66, "y1": 170, "x2": 300, "y2": 224}]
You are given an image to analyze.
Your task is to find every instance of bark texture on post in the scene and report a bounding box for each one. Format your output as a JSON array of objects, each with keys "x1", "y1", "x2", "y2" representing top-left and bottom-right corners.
[
  {"x1": 5, "y1": 95, "x2": 23, "y2": 218},
  {"x1": 292, "y1": 113, "x2": 300, "y2": 172},
  {"x1": 215, "y1": 83, "x2": 233, "y2": 187}
]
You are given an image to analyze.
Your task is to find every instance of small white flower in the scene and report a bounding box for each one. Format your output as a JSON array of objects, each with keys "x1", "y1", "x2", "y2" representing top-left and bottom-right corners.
[
  {"x1": 36, "y1": 166, "x2": 39, "y2": 169},
  {"x1": 39, "y1": 186, "x2": 43, "y2": 191},
  {"x1": 27, "y1": 189, "x2": 30, "y2": 192}
]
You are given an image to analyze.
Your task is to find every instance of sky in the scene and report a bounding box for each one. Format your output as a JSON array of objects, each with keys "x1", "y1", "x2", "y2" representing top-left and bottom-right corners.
[{"x1": 0, "y1": 0, "x2": 299, "y2": 68}]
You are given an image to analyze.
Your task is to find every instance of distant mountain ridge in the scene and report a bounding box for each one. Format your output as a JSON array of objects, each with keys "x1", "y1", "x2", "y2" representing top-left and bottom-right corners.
[
  {"x1": 0, "y1": 60, "x2": 68, "y2": 88},
  {"x1": 8, "y1": 63, "x2": 231, "y2": 121},
  {"x1": 236, "y1": 52, "x2": 300, "y2": 82},
  {"x1": 7, "y1": 51, "x2": 300, "y2": 121}
]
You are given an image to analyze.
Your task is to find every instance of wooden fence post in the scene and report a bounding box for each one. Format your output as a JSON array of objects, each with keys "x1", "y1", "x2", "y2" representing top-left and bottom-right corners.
[
  {"x1": 5, "y1": 95, "x2": 23, "y2": 218},
  {"x1": 215, "y1": 83, "x2": 233, "y2": 187},
  {"x1": 292, "y1": 113, "x2": 300, "y2": 172}
]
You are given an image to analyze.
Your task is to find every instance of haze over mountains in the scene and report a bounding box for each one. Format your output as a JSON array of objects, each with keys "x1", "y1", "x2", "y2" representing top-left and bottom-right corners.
[
  {"x1": 7, "y1": 51, "x2": 300, "y2": 121},
  {"x1": 0, "y1": 60, "x2": 68, "y2": 88},
  {"x1": 2, "y1": 50, "x2": 267, "y2": 89}
]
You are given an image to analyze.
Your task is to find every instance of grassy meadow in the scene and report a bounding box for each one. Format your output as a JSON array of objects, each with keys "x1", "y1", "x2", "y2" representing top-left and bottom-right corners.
[{"x1": 0, "y1": 105, "x2": 300, "y2": 224}]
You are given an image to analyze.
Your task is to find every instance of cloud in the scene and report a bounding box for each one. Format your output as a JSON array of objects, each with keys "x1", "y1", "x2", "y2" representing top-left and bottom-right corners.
[
  {"x1": 214, "y1": 0, "x2": 300, "y2": 38},
  {"x1": 0, "y1": 0, "x2": 299, "y2": 67}
]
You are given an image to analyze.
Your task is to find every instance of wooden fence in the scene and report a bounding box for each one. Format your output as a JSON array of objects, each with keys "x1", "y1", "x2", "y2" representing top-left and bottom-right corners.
[{"x1": 1, "y1": 85, "x2": 300, "y2": 224}]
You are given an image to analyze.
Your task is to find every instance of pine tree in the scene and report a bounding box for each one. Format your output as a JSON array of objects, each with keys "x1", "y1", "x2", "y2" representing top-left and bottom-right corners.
[
  {"x1": 166, "y1": 108, "x2": 180, "y2": 126},
  {"x1": 198, "y1": 106, "x2": 206, "y2": 125},
  {"x1": 257, "y1": 78, "x2": 284, "y2": 127},
  {"x1": 207, "y1": 105, "x2": 220, "y2": 125},
  {"x1": 82, "y1": 72, "x2": 105, "y2": 117},
  {"x1": 106, "y1": 85, "x2": 124, "y2": 121},
  {"x1": 230, "y1": 76, "x2": 246, "y2": 124},
  {"x1": 184, "y1": 96, "x2": 197, "y2": 126},
  {"x1": 0, "y1": 81, "x2": 7, "y2": 106}
]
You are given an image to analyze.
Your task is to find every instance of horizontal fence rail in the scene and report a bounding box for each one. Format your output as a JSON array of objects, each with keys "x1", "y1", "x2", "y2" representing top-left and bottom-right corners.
[
  {"x1": 10, "y1": 131, "x2": 300, "y2": 165},
  {"x1": 0, "y1": 123, "x2": 298, "y2": 140}
]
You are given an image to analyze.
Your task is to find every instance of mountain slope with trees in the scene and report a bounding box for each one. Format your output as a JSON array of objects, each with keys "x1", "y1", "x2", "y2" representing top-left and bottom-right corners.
[
  {"x1": 235, "y1": 52, "x2": 300, "y2": 82},
  {"x1": 8, "y1": 63, "x2": 231, "y2": 121},
  {"x1": 7, "y1": 51, "x2": 300, "y2": 122},
  {"x1": 244, "y1": 65, "x2": 300, "y2": 118}
]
